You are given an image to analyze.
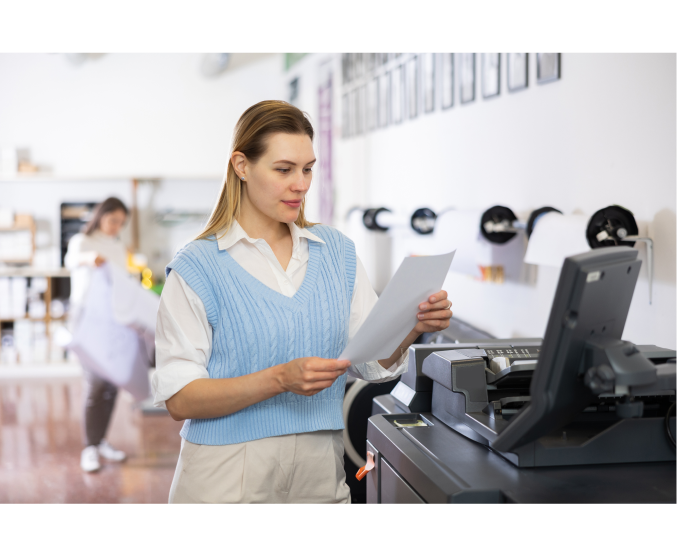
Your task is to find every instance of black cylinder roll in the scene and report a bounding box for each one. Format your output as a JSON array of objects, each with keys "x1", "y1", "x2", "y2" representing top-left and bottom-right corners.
[
  {"x1": 480, "y1": 205, "x2": 518, "y2": 244},
  {"x1": 586, "y1": 205, "x2": 638, "y2": 249}
]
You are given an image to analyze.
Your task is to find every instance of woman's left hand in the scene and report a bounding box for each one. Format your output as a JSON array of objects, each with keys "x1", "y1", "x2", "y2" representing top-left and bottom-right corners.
[{"x1": 413, "y1": 290, "x2": 453, "y2": 334}]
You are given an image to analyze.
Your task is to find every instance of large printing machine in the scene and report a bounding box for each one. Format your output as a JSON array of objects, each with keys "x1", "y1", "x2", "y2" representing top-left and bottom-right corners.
[{"x1": 364, "y1": 247, "x2": 676, "y2": 503}]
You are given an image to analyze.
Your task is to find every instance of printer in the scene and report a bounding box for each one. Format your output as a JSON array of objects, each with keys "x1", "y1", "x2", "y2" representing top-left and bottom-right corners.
[{"x1": 365, "y1": 247, "x2": 676, "y2": 503}]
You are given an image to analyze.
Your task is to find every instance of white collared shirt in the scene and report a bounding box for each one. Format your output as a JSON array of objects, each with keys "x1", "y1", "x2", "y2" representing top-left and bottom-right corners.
[{"x1": 152, "y1": 220, "x2": 407, "y2": 408}]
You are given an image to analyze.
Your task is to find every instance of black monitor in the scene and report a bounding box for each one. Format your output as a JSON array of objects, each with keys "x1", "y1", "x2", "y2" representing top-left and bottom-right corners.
[{"x1": 492, "y1": 247, "x2": 642, "y2": 452}]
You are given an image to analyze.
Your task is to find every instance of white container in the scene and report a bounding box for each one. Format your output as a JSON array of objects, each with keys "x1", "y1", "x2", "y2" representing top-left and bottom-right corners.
[
  {"x1": 0, "y1": 147, "x2": 18, "y2": 176},
  {"x1": 0, "y1": 207, "x2": 13, "y2": 228},
  {"x1": 0, "y1": 277, "x2": 11, "y2": 319},
  {"x1": 10, "y1": 277, "x2": 28, "y2": 318},
  {"x1": 13, "y1": 319, "x2": 33, "y2": 364}
]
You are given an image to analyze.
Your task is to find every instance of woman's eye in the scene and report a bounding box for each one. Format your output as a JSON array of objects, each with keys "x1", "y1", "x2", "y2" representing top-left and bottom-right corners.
[
  {"x1": 276, "y1": 168, "x2": 290, "y2": 174},
  {"x1": 304, "y1": 168, "x2": 313, "y2": 173}
]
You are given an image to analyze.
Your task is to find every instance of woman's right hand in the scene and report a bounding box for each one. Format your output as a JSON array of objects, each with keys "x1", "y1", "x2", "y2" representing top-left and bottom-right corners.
[
  {"x1": 277, "y1": 357, "x2": 351, "y2": 396},
  {"x1": 93, "y1": 254, "x2": 106, "y2": 267}
]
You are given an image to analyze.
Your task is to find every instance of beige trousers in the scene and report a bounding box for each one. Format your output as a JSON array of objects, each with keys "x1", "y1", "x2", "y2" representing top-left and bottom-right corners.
[{"x1": 168, "y1": 430, "x2": 351, "y2": 504}]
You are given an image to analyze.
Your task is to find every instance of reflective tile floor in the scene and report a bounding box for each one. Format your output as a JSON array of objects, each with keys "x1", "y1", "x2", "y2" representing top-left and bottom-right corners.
[{"x1": 0, "y1": 376, "x2": 183, "y2": 503}]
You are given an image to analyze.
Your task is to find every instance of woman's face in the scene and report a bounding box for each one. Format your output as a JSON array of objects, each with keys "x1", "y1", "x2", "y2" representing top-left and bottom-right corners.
[
  {"x1": 99, "y1": 209, "x2": 127, "y2": 236},
  {"x1": 238, "y1": 132, "x2": 316, "y2": 224}
]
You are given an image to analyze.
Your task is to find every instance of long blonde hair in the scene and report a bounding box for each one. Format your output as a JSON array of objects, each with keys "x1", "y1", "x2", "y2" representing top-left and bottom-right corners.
[{"x1": 196, "y1": 100, "x2": 315, "y2": 241}]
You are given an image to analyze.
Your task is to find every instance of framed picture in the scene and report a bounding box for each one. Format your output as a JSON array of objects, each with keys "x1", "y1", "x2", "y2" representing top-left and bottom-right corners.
[
  {"x1": 342, "y1": 93, "x2": 350, "y2": 138},
  {"x1": 440, "y1": 53, "x2": 454, "y2": 109},
  {"x1": 406, "y1": 55, "x2": 419, "y2": 119},
  {"x1": 288, "y1": 77, "x2": 300, "y2": 105},
  {"x1": 482, "y1": 53, "x2": 500, "y2": 98},
  {"x1": 422, "y1": 53, "x2": 435, "y2": 113},
  {"x1": 356, "y1": 53, "x2": 365, "y2": 80},
  {"x1": 390, "y1": 65, "x2": 404, "y2": 124},
  {"x1": 459, "y1": 53, "x2": 475, "y2": 104},
  {"x1": 367, "y1": 77, "x2": 378, "y2": 131},
  {"x1": 342, "y1": 54, "x2": 349, "y2": 85},
  {"x1": 378, "y1": 72, "x2": 390, "y2": 128},
  {"x1": 350, "y1": 88, "x2": 361, "y2": 136},
  {"x1": 366, "y1": 53, "x2": 376, "y2": 74},
  {"x1": 507, "y1": 53, "x2": 528, "y2": 91},
  {"x1": 359, "y1": 86, "x2": 368, "y2": 135},
  {"x1": 537, "y1": 53, "x2": 560, "y2": 84}
]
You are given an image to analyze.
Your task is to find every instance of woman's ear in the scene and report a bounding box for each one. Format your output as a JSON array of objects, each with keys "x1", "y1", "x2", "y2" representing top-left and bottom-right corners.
[{"x1": 231, "y1": 152, "x2": 247, "y2": 179}]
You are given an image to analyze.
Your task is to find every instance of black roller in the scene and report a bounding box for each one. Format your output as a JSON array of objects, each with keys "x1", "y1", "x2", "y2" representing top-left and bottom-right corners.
[
  {"x1": 586, "y1": 205, "x2": 638, "y2": 249},
  {"x1": 480, "y1": 205, "x2": 518, "y2": 244},
  {"x1": 362, "y1": 207, "x2": 391, "y2": 231},
  {"x1": 410, "y1": 207, "x2": 437, "y2": 234},
  {"x1": 526, "y1": 206, "x2": 562, "y2": 239},
  {"x1": 342, "y1": 379, "x2": 399, "y2": 504}
]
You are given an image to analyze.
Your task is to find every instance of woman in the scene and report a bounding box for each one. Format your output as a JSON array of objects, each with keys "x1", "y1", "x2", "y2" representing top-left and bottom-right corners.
[
  {"x1": 65, "y1": 197, "x2": 130, "y2": 472},
  {"x1": 153, "y1": 100, "x2": 453, "y2": 503}
]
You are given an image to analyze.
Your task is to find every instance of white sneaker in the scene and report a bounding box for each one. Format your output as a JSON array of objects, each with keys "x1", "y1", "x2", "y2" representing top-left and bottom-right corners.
[
  {"x1": 80, "y1": 445, "x2": 101, "y2": 472},
  {"x1": 98, "y1": 439, "x2": 126, "y2": 462}
]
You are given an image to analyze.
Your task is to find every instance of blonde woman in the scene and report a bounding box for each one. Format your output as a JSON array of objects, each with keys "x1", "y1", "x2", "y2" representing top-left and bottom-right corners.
[{"x1": 153, "y1": 100, "x2": 453, "y2": 503}]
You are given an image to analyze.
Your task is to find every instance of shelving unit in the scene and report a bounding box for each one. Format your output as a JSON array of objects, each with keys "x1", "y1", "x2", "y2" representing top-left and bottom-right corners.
[{"x1": 0, "y1": 267, "x2": 70, "y2": 364}]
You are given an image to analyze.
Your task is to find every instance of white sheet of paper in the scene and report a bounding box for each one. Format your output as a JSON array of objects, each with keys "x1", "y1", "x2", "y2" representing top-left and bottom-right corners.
[{"x1": 339, "y1": 250, "x2": 456, "y2": 364}]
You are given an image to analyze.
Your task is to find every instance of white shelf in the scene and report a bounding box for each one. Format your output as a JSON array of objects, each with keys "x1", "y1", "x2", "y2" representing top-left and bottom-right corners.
[
  {"x1": 0, "y1": 267, "x2": 70, "y2": 277},
  {"x1": 0, "y1": 174, "x2": 221, "y2": 183},
  {"x1": 0, "y1": 362, "x2": 82, "y2": 379}
]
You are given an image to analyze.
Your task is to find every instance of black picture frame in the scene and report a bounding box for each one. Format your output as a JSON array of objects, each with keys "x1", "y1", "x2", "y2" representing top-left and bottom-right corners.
[
  {"x1": 350, "y1": 88, "x2": 361, "y2": 136},
  {"x1": 354, "y1": 53, "x2": 364, "y2": 80},
  {"x1": 390, "y1": 65, "x2": 405, "y2": 124},
  {"x1": 537, "y1": 53, "x2": 560, "y2": 84},
  {"x1": 459, "y1": 53, "x2": 475, "y2": 104},
  {"x1": 367, "y1": 77, "x2": 378, "y2": 131},
  {"x1": 507, "y1": 53, "x2": 528, "y2": 92},
  {"x1": 422, "y1": 53, "x2": 436, "y2": 113},
  {"x1": 440, "y1": 53, "x2": 454, "y2": 109},
  {"x1": 482, "y1": 53, "x2": 500, "y2": 99},
  {"x1": 378, "y1": 72, "x2": 390, "y2": 128},
  {"x1": 366, "y1": 53, "x2": 375, "y2": 74},
  {"x1": 406, "y1": 55, "x2": 419, "y2": 119}
]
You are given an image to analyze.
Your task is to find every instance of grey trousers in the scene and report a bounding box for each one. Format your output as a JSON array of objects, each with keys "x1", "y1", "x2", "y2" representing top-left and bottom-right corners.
[{"x1": 82, "y1": 368, "x2": 118, "y2": 447}]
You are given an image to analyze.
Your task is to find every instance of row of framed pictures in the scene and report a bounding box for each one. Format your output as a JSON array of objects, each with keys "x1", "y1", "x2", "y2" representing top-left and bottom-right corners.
[
  {"x1": 342, "y1": 53, "x2": 400, "y2": 85},
  {"x1": 341, "y1": 53, "x2": 561, "y2": 139}
]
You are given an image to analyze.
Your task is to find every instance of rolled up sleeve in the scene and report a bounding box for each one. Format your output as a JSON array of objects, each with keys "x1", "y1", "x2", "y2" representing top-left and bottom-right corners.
[{"x1": 152, "y1": 270, "x2": 211, "y2": 408}]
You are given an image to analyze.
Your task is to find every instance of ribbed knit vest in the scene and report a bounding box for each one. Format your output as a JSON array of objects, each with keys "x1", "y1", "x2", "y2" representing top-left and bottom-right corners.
[{"x1": 165, "y1": 224, "x2": 356, "y2": 445}]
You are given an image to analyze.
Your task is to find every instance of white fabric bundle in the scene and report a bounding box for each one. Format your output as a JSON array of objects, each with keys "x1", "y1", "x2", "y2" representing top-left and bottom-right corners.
[{"x1": 68, "y1": 263, "x2": 159, "y2": 401}]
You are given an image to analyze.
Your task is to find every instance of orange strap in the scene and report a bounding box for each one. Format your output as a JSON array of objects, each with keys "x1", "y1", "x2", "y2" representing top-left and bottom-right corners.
[{"x1": 355, "y1": 451, "x2": 375, "y2": 481}]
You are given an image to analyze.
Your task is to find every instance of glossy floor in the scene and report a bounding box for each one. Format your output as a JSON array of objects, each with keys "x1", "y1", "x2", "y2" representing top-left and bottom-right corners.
[{"x1": 0, "y1": 376, "x2": 183, "y2": 503}]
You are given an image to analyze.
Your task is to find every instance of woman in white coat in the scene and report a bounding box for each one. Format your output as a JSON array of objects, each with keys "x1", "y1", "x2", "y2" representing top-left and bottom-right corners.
[{"x1": 65, "y1": 197, "x2": 131, "y2": 472}]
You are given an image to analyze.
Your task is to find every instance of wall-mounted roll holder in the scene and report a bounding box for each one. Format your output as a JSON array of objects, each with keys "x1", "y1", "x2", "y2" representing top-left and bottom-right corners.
[
  {"x1": 586, "y1": 205, "x2": 654, "y2": 304},
  {"x1": 359, "y1": 207, "x2": 441, "y2": 235},
  {"x1": 481, "y1": 205, "x2": 562, "y2": 244}
]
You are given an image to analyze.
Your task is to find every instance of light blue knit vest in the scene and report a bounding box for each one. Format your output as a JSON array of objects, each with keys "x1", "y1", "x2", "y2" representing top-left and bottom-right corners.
[{"x1": 165, "y1": 224, "x2": 356, "y2": 445}]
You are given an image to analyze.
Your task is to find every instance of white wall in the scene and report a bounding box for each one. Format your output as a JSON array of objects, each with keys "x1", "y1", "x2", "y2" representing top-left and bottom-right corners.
[
  {"x1": 330, "y1": 54, "x2": 675, "y2": 348},
  {"x1": 1, "y1": 53, "x2": 674, "y2": 349},
  {"x1": 0, "y1": 53, "x2": 284, "y2": 176},
  {"x1": 0, "y1": 53, "x2": 285, "y2": 274}
]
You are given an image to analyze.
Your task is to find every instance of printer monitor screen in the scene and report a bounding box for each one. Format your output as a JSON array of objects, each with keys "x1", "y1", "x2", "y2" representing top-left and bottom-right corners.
[{"x1": 492, "y1": 247, "x2": 642, "y2": 452}]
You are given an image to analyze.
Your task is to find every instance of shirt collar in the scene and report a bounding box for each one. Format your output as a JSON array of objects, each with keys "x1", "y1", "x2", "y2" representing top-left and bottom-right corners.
[{"x1": 216, "y1": 220, "x2": 325, "y2": 252}]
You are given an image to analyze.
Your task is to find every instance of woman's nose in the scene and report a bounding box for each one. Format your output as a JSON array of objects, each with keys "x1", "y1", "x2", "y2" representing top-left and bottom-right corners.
[{"x1": 291, "y1": 171, "x2": 310, "y2": 191}]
